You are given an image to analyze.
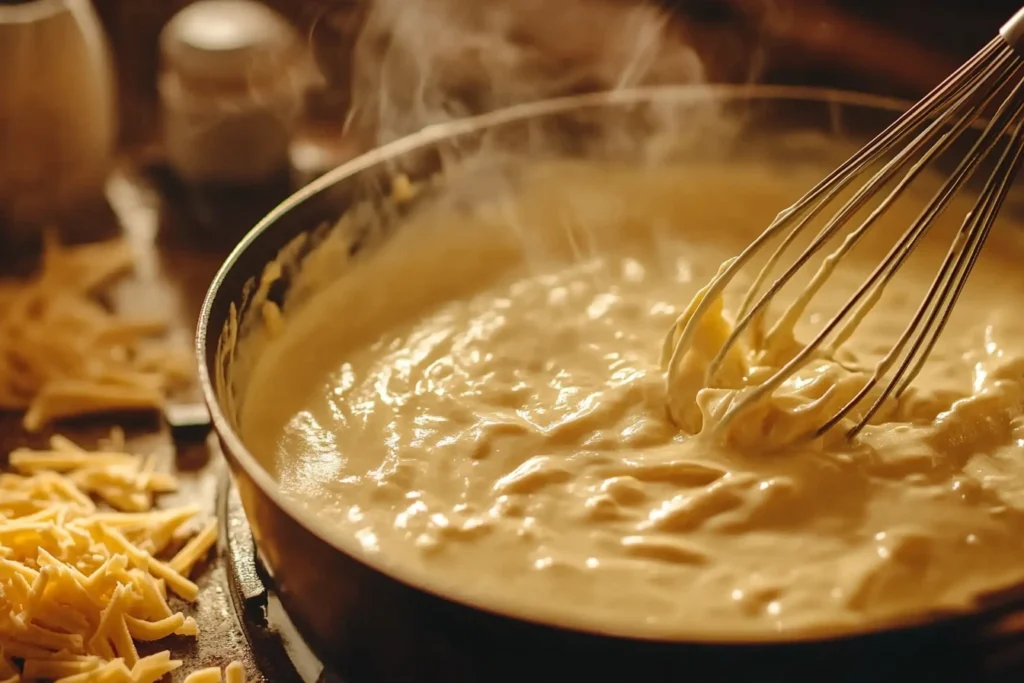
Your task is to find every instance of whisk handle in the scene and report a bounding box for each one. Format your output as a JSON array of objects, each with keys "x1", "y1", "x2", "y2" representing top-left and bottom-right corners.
[{"x1": 1000, "y1": 6, "x2": 1024, "y2": 52}]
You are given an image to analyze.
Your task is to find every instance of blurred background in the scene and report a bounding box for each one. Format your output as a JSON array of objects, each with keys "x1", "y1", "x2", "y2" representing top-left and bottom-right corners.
[
  {"x1": 2, "y1": 0, "x2": 1023, "y2": 251},
  {"x1": 90, "y1": 0, "x2": 1020, "y2": 147}
]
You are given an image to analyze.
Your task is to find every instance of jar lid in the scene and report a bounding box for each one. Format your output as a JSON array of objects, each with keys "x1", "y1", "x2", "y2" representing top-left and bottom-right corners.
[{"x1": 160, "y1": 0, "x2": 299, "y2": 82}]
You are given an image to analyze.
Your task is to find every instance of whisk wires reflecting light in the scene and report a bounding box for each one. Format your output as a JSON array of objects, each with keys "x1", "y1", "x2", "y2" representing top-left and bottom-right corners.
[{"x1": 666, "y1": 7, "x2": 1024, "y2": 440}]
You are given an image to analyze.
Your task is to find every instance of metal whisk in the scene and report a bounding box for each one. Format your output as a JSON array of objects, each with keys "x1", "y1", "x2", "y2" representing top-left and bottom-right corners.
[{"x1": 665, "y1": 7, "x2": 1024, "y2": 441}]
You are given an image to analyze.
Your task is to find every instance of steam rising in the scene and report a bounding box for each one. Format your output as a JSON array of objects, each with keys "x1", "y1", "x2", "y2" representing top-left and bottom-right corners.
[{"x1": 345, "y1": 0, "x2": 708, "y2": 146}]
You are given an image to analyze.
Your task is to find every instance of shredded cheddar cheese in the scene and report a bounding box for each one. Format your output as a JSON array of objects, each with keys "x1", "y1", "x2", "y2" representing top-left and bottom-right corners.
[
  {"x1": 182, "y1": 667, "x2": 221, "y2": 683},
  {"x1": 223, "y1": 662, "x2": 244, "y2": 683},
  {"x1": 0, "y1": 433, "x2": 230, "y2": 682},
  {"x1": 0, "y1": 234, "x2": 194, "y2": 432},
  {"x1": 182, "y1": 662, "x2": 246, "y2": 683}
]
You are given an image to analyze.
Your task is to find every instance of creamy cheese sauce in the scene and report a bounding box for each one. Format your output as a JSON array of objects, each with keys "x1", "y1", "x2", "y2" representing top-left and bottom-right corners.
[{"x1": 239, "y1": 161, "x2": 1024, "y2": 640}]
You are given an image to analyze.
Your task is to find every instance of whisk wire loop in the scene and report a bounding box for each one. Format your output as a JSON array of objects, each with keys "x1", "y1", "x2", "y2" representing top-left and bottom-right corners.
[
  {"x1": 820, "y1": 74, "x2": 1024, "y2": 436},
  {"x1": 732, "y1": 38, "x2": 1010, "y2": 323},
  {"x1": 663, "y1": 37, "x2": 1007, "y2": 378},
  {"x1": 707, "y1": 44, "x2": 1019, "y2": 389},
  {"x1": 893, "y1": 118, "x2": 1024, "y2": 398},
  {"x1": 666, "y1": 15, "x2": 1024, "y2": 441}
]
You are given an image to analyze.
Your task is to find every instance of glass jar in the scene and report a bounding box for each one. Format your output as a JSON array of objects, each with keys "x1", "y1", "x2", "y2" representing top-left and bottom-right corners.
[{"x1": 158, "y1": 0, "x2": 314, "y2": 187}]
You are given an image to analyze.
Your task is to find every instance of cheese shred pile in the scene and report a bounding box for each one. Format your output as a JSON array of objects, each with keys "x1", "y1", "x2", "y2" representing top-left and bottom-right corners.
[
  {"x1": 0, "y1": 430, "x2": 239, "y2": 682},
  {"x1": 0, "y1": 235, "x2": 194, "y2": 433}
]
